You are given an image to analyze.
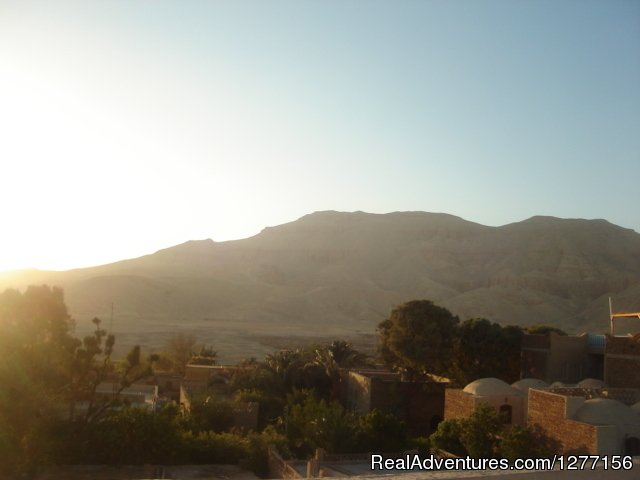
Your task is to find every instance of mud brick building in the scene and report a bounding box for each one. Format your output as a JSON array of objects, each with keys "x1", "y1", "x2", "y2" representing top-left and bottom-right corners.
[
  {"x1": 341, "y1": 369, "x2": 445, "y2": 436},
  {"x1": 521, "y1": 330, "x2": 640, "y2": 389},
  {"x1": 444, "y1": 377, "x2": 542, "y2": 426},
  {"x1": 520, "y1": 332, "x2": 605, "y2": 383},
  {"x1": 528, "y1": 387, "x2": 640, "y2": 455},
  {"x1": 604, "y1": 334, "x2": 640, "y2": 388}
]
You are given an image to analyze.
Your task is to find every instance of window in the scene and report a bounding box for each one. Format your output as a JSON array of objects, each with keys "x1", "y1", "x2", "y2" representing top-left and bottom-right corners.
[
  {"x1": 499, "y1": 404, "x2": 512, "y2": 424},
  {"x1": 625, "y1": 437, "x2": 640, "y2": 456}
]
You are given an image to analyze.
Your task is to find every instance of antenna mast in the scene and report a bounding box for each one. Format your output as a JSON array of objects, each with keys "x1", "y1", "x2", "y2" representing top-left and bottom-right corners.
[
  {"x1": 609, "y1": 297, "x2": 640, "y2": 336},
  {"x1": 609, "y1": 297, "x2": 613, "y2": 335}
]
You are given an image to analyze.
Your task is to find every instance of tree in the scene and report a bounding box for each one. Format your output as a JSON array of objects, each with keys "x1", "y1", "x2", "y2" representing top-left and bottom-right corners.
[
  {"x1": 186, "y1": 394, "x2": 236, "y2": 433},
  {"x1": 66, "y1": 316, "x2": 158, "y2": 423},
  {"x1": 0, "y1": 285, "x2": 160, "y2": 475},
  {"x1": 378, "y1": 300, "x2": 459, "y2": 378},
  {"x1": 311, "y1": 340, "x2": 367, "y2": 399},
  {"x1": 429, "y1": 403, "x2": 501, "y2": 458},
  {"x1": 285, "y1": 393, "x2": 358, "y2": 456},
  {"x1": 450, "y1": 319, "x2": 523, "y2": 385},
  {"x1": 83, "y1": 343, "x2": 159, "y2": 423},
  {"x1": 526, "y1": 324, "x2": 567, "y2": 336},
  {"x1": 190, "y1": 345, "x2": 218, "y2": 366},
  {"x1": 264, "y1": 349, "x2": 325, "y2": 393},
  {"x1": 430, "y1": 418, "x2": 466, "y2": 456},
  {"x1": 164, "y1": 333, "x2": 197, "y2": 374},
  {"x1": 67, "y1": 317, "x2": 115, "y2": 421},
  {"x1": 54, "y1": 404, "x2": 183, "y2": 465},
  {"x1": 430, "y1": 403, "x2": 555, "y2": 460},
  {"x1": 0, "y1": 286, "x2": 79, "y2": 476},
  {"x1": 500, "y1": 424, "x2": 558, "y2": 460},
  {"x1": 356, "y1": 410, "x2": 409, "y2": 453},
  {"x1": 459, "y1": 402, "x2": 501, "y2": 457}
]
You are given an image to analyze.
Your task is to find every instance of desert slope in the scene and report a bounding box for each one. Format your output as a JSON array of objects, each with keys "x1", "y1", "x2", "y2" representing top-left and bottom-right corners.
[{"x1": 2, "y1": 211, "x2": 639, "y2": 358}]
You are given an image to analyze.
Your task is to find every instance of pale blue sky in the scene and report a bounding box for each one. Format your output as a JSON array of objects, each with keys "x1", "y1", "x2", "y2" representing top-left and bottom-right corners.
[{"x1": 0, "y1": 0, "x2": 638, "y2": 270}]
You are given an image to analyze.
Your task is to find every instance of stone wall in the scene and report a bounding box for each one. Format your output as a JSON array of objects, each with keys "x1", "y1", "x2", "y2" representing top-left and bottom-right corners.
[
  {"x1": 605, "y1": 336, "x2": 640, "y2": 388},
  {"x1": 528, "y1": 389, "x2": 598, "y2": 454},
  {"x1": 344, "y1": 371, "x2": 445, "y2": 436},
  {"x1": 522, "y1": 334, "x2": 550, "y2": 349},
  {"x1": 605, "y1": 357, "x2": 640, "y2": 388},
  {"x1": 606, "y1": 335, "x2": 640, "y2": 356},
  {"x1": 404, "y1": 382, "x2": 445, "y2": 435},
  {"x1": 444, "y1": 389, "x2": 476, "y2": 420},
  {"x1": 521, "y1": 349, "x2": 548, "y2": 380}
]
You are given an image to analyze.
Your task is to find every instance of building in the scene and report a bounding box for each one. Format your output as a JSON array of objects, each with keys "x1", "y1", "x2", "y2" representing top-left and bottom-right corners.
[
  {"x1": 521, "y1": 330, "x2": 640, "y2": 389},
  {"x1": 444, "y1": 378, "x2": 531, "y2": 426},
  {"x1": 443, "y1": 375, "x2": 640, "y2": 456},
  {"x1": 341, "y1": 368, "x2": 445, "y2": 436},
  {"x1": 72, "y1": 382, "x2": 159, "y2": 417},
  {"x1": 604, "y1": 334, "x2": 640, "y2": 388},
  {"x1": 528, "y1": 386, "x2": 640, "y2": 455},
  {"x1": 520, "y1": 332, "x2": 605, "y2": 383}
]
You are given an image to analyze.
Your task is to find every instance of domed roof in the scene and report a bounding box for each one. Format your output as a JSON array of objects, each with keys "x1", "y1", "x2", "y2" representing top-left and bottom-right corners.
[
  {"x1": 577, "y1": 378, "x2": 607, "y2": 389},
  {"x1": 630, "y1": 402, "x2": 640, "y2": 413},
  {"x1": 575, "y1": 398, "x2": 640, "y2": 426},
  {"x1": 463, "y1": 378, "x2": 523, "y2": 397},
  {"x1": 512, "y1": 378, "x2": 549, "y2": 392}
]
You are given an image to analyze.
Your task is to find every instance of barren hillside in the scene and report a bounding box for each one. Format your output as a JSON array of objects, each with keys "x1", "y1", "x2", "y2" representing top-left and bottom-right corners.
[{"x1": 2, "y1": 211, "x2": 639, "y2": 360}]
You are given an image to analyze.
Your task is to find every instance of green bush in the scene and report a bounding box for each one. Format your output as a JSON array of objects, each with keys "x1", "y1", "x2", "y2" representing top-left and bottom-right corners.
[
  {"x1": 234, "y1": 389, "x2": 285, "y2": 429},
  {"x1": 430, "y1": 418, "x2": 466, "y2": 456},
  {"x1": 357, "y1": 410, "x2": 409, "y2": 453},
  {"x1": 185, "y1": 395, "x2": 235, "y2": 433},
  {"x1": 180, "y1": 427, "x2": 288, "y2": 475},
  {"x1": 286, "y1": 394, "x2": 358, "y2": 456},
  {"x1": 500, "y1": 424, "x2": 556, "y2": 460}
]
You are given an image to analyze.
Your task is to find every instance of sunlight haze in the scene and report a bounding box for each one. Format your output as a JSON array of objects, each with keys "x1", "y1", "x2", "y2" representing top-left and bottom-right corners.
[{"x1": 0, "y1": 0, "x2": 638, "y2": 271}]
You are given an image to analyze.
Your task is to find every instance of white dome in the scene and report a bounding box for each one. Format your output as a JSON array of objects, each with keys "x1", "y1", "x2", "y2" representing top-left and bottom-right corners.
[
  {"x1": 575, "y1": 398, "x2": 640, "y2": 426},
  {"x1": 463, "y1": 378, "x2": 523, "y2": 397},
  {"x1": 577, "y1": 378, "x2": 607, "y2": 389},
  {"x1": 512, "y1": 378, "x2": 549, "y2": 392}
]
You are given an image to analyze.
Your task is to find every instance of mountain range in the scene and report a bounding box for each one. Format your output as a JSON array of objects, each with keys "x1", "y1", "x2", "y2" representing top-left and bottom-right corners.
[{"x1": 2, "y1": 211, "x2": 639, "y2": 361}]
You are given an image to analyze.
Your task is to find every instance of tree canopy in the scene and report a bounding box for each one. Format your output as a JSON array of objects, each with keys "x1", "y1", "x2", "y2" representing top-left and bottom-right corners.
[
  {"x1": 450, "y1": 319, "x2": 523, "y2": 385},
  {"x1": 525, "y1": 324, "x2": 567, "y2": 336},
  {"x1": 378, "y1": 300, "x2": 459, "y2": 378},
  {"x1": 430, "y1": 402, "x2": 556, "y2": 459},
  {"x1": 0, "y1": 286, "x2": 156, "y2": 475}
]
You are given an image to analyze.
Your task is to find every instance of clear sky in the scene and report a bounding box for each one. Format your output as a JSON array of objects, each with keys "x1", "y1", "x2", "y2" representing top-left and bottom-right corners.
[{"x1": 1, "y1": 0, "x2": 639, "y2": 271}]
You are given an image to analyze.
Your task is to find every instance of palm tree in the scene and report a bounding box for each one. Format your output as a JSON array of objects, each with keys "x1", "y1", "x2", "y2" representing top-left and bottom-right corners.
[{"x1": 312, "y1": 340, "x2": 367, "y2": 400}]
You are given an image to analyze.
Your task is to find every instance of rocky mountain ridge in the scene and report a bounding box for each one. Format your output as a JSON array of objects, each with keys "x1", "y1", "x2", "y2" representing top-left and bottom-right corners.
[{"x1": 2, "y1": 211, "x2": 639, "y2": 359}]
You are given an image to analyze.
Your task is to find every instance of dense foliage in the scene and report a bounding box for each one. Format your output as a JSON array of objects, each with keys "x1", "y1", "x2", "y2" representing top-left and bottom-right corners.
[
  {"x1": 285, "y1": 392, "x2": 409, "y2": 457},
  {"x1": 0, "y1": 288, "x2": 549, "y2": 477},
  {"x1": 0, "y1": 287, "x2": 285, "y2": 476},
  {"x1": 0, "y1": 286, "x2": 379, "y2": 477},
  {"x1": 525, "y1": 324, "x2": 567, "y2": 336},
  {"x1": 378, "y1": 301, "x2": 523, "y2": 385},
  {"x1": 378, "y1": 300, "x2": 459, "y2": 378},
  {"x1": 430, "y1": 403, "x2": 555, "y2": 459},
  {"x1": 450, "y1": 319, "x2": 523, "y2": 385}
]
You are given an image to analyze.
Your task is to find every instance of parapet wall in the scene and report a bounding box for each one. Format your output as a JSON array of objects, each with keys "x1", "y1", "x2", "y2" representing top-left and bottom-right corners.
[
  {"x1": 444, "y1": 389, "x2": 475, "y2": 420},
  {"x1": 605, "y1": 335, "x2": 640, "y2": 388},
  {"x1": 528, "y1": 389, "x2": 597, "y2": 454}
]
